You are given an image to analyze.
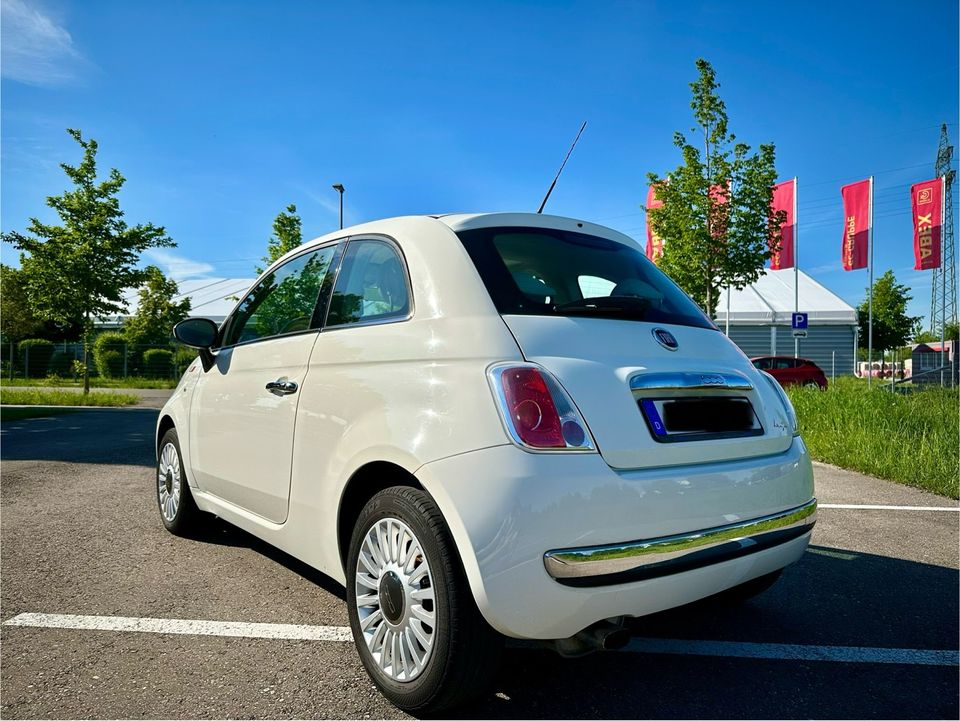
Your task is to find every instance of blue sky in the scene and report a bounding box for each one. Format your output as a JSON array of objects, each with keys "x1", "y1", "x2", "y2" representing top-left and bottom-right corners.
[{"x1": 2, "y1": 0, "x2": 958, "y2": 325}]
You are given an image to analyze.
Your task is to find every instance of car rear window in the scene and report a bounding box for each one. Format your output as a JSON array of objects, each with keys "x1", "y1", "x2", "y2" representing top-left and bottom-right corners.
[{"x1": 456, "y1": 226, "x2": 716, "y2": 330}]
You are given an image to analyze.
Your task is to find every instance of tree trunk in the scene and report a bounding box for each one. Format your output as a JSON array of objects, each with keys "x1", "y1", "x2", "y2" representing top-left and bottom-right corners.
[{"x1": 82, "y1": 313, "x2": 90, "y2": 395}]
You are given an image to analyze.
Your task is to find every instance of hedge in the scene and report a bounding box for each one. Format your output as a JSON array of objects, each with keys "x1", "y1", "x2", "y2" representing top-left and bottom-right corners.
[
  {"x1": 143, "y1": 348, "x2": 174, "y2": 378},
  {"x1": 93, "y1": 332, "x2": 127, "y2": 378},
  {"x1": 17, "y1": 339, "x2": 55, "y2": 378}
]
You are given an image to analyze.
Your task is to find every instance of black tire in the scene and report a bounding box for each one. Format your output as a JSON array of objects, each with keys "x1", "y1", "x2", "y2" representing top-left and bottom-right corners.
[
  {"x1": 156, "y1": 428, "x2": 204, "y2": 536},
  {"x1": 346, "y1": 486, "x2": 502, "y2": 713},
  {"x1": 710, "y1": 569, "x2": 783, "y2": 604}
]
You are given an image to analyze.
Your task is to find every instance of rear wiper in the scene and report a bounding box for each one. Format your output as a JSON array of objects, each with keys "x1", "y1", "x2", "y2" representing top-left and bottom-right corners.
[{"x1": 553, "y1": 295, "x2": 651, "y2": 317}]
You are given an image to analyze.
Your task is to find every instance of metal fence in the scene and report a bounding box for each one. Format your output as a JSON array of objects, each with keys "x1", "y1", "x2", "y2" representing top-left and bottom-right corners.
[{"x1": 1, "y1": 341, "x2": 196, "y2": 382}]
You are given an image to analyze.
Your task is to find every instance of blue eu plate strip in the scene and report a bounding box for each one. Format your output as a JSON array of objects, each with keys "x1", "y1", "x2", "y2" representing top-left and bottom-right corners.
[{"x1": 641, "y1": 400, "x2": 667, "y2": 436}]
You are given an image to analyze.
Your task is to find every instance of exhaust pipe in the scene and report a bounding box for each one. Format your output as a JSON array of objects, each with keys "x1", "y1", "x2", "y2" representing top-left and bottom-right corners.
[{"x1": 553, "y1": 620, "x2": 630, "y2": 657}]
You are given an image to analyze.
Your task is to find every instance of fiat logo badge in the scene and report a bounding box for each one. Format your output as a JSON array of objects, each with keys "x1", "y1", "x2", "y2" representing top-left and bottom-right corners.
[{"x1": 652, "y1": 328, "x2": 679, "y2": 351}]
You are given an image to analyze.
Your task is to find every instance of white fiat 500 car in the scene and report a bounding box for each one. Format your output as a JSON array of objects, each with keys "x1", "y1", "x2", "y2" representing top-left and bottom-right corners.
[{"x1": 159, "y1": 213, "x2": 816, "y2": 712}]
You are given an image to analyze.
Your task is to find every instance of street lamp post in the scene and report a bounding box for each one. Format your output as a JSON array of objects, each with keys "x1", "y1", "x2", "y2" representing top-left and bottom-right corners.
[{"x1": 332, "y1": 184, "x2": 345, "y2": 229}]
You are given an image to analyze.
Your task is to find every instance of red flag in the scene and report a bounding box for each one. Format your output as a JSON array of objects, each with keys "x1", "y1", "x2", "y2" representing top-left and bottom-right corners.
[
  {"x1": 769, "y1": 180, "x2": 795, "y2": 270},
  {"x1": 709, "y1": 183, "x2": 729, "y2": 239},
  {"x1": 841, "y1": 179, "x2": 871, "y2": 271},
  {"x1": 645, "y1": 184, "x2": 665, "y2": 261},
  {"x1": 911, "y1": 178, "x2": 943, "y2": 270}
]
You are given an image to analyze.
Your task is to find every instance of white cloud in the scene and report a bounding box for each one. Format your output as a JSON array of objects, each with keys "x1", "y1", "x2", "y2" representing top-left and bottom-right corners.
[
  {"x1": 142, "y1": 248, "x2": 215, "y2": 282},
  {"x1": 1, "y1": 0, "x2": 86, "y2": 87}
]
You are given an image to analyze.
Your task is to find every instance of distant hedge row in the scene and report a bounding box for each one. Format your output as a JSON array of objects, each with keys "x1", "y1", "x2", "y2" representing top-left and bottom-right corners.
[{"x1": 12, "y1": 336, "x2": 196, "y2": 379}]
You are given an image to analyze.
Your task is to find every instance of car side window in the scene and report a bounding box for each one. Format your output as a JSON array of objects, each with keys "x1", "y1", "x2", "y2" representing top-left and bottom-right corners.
[
  {"x1": 326, "y1": 239, "x2": 410, "y2": 327},
  {"x1": 774, "y1": 358, "x2": 795, "y2": 370},
  {"x1": 752, "y1": 358, "x2": 772, "y2": 370},
  {"x1": 222, "y1": 245, "x2": 337, "y2": 347}
]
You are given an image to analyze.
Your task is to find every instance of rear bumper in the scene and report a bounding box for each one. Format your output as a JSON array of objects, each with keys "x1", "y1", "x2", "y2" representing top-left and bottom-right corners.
[
  {"x1": 544, "y1": 498, "x2": 817, "y2": 587},
  {"x1": 416, "y1": 437, "x2": 815, "y2": 640}
]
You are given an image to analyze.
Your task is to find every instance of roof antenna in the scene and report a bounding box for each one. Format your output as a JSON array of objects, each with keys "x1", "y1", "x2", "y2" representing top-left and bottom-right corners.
[{"x1": 537, "y1": 121, "x2": 587, "y2": 214}]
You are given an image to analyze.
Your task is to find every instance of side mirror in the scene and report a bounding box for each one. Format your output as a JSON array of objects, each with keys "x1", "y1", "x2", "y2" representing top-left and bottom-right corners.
[{"x1": 173, "y1": 318, "x2": 218, "y2": 371}]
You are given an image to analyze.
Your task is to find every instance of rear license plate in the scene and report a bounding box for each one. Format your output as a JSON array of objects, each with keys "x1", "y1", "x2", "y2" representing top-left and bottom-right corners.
[{"x1": 639, "y1": 397, "x2": 763, "y2": 442}]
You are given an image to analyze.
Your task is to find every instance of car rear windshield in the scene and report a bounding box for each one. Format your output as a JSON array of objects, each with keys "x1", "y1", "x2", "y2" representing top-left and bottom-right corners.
[{"x1": 456, "y1": 226, "x2": 716, "y2": 330}]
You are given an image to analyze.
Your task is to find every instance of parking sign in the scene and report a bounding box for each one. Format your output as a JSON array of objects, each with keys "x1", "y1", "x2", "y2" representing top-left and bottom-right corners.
[{"x1": 791, "y1": 312, "x2": 808, "y2": 330}]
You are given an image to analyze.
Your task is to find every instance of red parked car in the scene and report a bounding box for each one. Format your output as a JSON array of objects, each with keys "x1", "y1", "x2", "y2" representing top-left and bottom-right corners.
[{"x1": 751, "y1": 356, "x2": 828, "y2": 389}]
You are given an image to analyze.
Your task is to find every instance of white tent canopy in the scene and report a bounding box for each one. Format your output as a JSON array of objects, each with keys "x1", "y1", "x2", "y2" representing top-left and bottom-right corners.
[{"x1": 714, "y1": 269, "x2": 856, "y2": 326}]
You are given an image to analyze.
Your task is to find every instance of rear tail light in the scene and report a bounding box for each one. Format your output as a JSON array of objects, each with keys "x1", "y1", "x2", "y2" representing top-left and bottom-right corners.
[{"x1": 488, "y1": 363, "x2": 595, "y2": 451}]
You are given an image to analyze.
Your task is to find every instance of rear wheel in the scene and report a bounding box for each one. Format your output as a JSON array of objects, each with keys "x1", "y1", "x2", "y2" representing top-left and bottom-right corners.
[
  {"x1": 804, "y1": 380, "x2": 821, "y2": 389},
  {"x1": 346, "y1": 486, "x2": 502, "y2": 713},
  {"x1": 156, "y1": 428, "x2": 204, "y2": 536}
]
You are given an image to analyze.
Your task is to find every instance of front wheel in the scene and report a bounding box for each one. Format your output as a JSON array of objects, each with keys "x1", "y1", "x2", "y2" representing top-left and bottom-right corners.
[
  {"x1": 156, "y1": 428, "x2": 204, "y2": 536},
  {"x1": 346, "y1": 486, "x2": 502, "y2": 713}
]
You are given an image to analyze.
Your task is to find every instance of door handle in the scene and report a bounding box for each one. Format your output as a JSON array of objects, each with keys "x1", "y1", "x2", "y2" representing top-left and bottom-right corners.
[{"x1": 265, "y1": 379, "x2": 298, "y2": 395}]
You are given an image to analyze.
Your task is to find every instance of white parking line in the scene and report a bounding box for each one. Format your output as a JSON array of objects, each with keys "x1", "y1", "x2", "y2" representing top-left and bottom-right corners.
[
  {"x1": 819, "y1": 503, "x2": 960, "y2": 512},
  {"x1": 5, "y1": 612, "x2": 958, "y2": 667},
  {"x1": 3, "y1": 612, "x2": 352, "y2": 642}
]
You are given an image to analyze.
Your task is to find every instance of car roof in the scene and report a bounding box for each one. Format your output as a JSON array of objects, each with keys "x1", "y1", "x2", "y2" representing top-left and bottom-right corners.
[{"x1": 263, "y1": 212, "x2": 643, "y2": 282}]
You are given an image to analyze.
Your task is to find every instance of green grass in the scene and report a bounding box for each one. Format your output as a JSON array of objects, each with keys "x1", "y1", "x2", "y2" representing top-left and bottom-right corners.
[
  {"x1": 788, "y1": 377, "x2": 959, "y2": 498},
  {"x1": 0, "y1": 406, "x2": 76, "y2": 421},
  {"x1": 0, "y1": 388, "x2": 140, "y2": 407},
  {"x1": 0, "y1": 376, "x2": 178, "y2": 389}
]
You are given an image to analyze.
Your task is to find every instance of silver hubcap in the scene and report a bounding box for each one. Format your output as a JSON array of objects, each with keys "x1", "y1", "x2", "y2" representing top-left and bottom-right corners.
[
  {"x1": 157, "y1": 442, "x2": 182, "y2": 522},
  {"x1": 354, "y1": 517, "x2": 436, "y2": 682}
]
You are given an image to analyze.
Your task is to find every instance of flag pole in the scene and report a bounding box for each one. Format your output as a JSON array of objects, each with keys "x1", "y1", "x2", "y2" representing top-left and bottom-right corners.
[
  {"x1": 725, "y1": 285, "x2": 730, "y2": 336},
  {"x1": 867, "y1": 175, "x2": 874, "y2": 388},
  {"x1": 794, "y1": 176, "x2": 799, "y2": 359},
  {"x1": 941, "y1": 175, "x2": 947, "y2": 386}
]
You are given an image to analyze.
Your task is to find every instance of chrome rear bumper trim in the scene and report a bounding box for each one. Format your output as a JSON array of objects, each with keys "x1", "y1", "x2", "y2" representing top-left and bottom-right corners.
[{"x1": 543, "y1": 498, "x2": 817, "y2": 587}]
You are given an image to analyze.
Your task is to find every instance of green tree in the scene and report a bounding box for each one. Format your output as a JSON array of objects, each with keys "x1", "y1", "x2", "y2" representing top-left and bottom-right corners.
[
  {"x1": 911, "y1": 319, "x2": 938, "y2": 344},
  {"x1": 647, "y1": 59, "x2": 782, "y2": 315},
  {"x1": 0, "y1": 264, "x2": 44, "y2": 342},
  {"x1": 2, "y1": 129, "x2": 174, "y2": 393},
  {"x1": 911, "y1": 318, "x2": 958, "y2": 344},
  {"x1": 256, "y1": 204, "x2": 302, "y2": 275},
  {"x1": 123, "y1": 265, "x2": 192, "y2": 349},
  {"x1": 858, "y1": 270, "x2": 919, "y2": 356}
]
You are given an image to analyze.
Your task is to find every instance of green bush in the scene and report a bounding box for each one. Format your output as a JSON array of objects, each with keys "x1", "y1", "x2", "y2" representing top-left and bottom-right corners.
[
  {"x1": 17, "y1": 339, "x2": 55, "y2": 378},
  {"x1": 174, "y1": 347, "x2": 198, "y2": 374},
  {"x1": 143, "y1": 348, "x2": 174, "y2": 378},
  {"x1": 93, "y1": 332, "x2": 127, "y2": 378},
  {"x1": 49, "y1": 351, "x2": 75, "y2": 377}
]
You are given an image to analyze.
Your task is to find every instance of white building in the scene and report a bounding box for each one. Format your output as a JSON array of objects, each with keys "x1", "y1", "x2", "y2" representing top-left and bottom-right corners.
[{"x1": 715, "y1": 269, "x2": 859, "y2": 375}]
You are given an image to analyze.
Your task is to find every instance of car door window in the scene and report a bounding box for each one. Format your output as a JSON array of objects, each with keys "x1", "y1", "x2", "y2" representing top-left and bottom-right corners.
[
  {"x1": 222, "y1": 245, "x2": 337, "y2": 347},
  {"x1": 752, "y1": 358, "x2": 772, "y2": 370},
  {"x1": 326, "y1": 239, "x2": 410, "y2": 327},
  {"x1": 774, "y1": 358, "x2": 795, "y2": 370}
]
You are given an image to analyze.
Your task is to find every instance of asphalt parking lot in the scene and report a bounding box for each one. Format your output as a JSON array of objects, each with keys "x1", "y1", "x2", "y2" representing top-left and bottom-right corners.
[{"x1": 2, "y1": 409, "x2": 958, "y2": 719}]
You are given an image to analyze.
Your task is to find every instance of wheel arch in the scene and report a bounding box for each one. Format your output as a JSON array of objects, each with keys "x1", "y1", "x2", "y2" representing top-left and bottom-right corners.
[
  {"x1": 336, "y1": 461, "x2": 425, "y2": 572},
  {"x1": 156, "y1": 414, "x2": 176, "y2": 456}
]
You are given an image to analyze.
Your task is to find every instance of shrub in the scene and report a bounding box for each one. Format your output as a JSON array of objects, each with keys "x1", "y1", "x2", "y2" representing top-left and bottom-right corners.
[
  {"x1": 93, "y1": 332, "x2": 127, "y2": 378},
  {"x1": 174, "y1": 347, "x2": 198, "y2": 374},
  {"x1": 17, "y1": 339, "x2": 55, "y2": 378},
  {"x1": 49, "y1": 351, "x2": 75, "y2": 376},
  {"x1": 143, "y1": 348, "x2": 174, "y2": 378}
]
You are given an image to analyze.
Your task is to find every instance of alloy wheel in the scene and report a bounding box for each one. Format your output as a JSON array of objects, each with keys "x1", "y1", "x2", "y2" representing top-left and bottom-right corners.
[
  {"x1": 157, "y1": 441, "x2": 182, "y2": 522},
  {"x1": 354, "y1": 516, "x2": 436, "y2": 682}
]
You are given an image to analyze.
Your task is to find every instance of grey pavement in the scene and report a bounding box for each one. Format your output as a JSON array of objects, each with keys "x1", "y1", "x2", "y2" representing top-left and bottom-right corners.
[{"x1": 1, "y1": 409, "x2": 957, "y2": 719}]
